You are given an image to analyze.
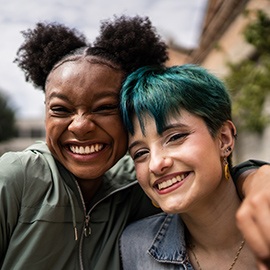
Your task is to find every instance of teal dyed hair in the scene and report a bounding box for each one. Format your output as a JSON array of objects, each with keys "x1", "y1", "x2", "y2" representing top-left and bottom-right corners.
[{"x1": 120, "y1": 64, "x2": 232, "y2": 137}]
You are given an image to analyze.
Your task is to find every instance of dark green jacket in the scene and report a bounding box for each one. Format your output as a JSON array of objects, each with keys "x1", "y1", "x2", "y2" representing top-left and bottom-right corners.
[{"x1": 0, "y1": 142, "x2": 159, "y2": 270}]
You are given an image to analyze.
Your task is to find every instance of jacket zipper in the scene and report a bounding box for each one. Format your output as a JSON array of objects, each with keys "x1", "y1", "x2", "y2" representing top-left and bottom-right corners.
[
  {"x1": 74, "y1": 180, "x2": 88, "y2": 270},
  {"x1": 75, "y1": 179, "x2": 138, "y2": 270},
  {"x1": 84, "y1": 214, "x2": 91, "y2": 237}
]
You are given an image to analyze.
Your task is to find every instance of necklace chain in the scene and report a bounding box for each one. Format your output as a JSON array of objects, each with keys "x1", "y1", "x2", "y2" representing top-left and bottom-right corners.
[{"x1": 189, "y1": 239, "x2": 245, "y2": 270}]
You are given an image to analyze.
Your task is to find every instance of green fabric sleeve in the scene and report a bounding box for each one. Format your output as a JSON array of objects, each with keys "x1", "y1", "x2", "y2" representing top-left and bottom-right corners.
[{"x1": 0, "y1": 152, "x2": 25, "y2": 261}]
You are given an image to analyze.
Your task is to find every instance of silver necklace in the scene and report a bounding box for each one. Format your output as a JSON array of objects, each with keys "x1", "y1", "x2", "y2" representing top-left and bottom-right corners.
[{"x1": 189, "y1": 239, "x2": 245, "y2": 270}]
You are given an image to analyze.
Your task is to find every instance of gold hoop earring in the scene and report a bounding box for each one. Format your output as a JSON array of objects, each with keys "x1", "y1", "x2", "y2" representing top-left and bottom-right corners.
[
  {"x1": 224, "y1": 158, "x2": 230, "y2": 181},
  {"x1": 151, "y1": 200, "x2": 160, "y2": 208}
]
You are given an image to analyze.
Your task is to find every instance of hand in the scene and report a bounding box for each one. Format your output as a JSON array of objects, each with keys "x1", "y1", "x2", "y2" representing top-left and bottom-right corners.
[{"x1": 236, "y1": 165, "x2": 270, "y2": 269}]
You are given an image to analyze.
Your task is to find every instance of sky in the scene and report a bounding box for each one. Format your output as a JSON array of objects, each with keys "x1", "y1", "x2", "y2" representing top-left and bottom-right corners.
[{"x1": 0, "y1": 0, "x2": 208, "y2": 119}]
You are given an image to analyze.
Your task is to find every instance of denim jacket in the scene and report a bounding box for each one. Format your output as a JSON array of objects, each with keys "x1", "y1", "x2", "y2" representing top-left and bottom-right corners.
[{"x1": 120, "y1": 213, "x2": 194, "y2": 270}]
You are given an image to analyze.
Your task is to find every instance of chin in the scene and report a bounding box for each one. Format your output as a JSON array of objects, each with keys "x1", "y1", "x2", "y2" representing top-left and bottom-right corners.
[
  {"x1": 162, "y1": 208, "x2": 180, "y2": 214},
  {"x1": 159, "y1": 197, "x2": 187, "y2": 214},
  {"x1": 160, "y1": 204, "x2": 181, "y2": 214}
]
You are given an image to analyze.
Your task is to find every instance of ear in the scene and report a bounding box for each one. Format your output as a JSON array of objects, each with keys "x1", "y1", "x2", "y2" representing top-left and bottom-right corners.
[{"x1": 218, "y1": 120, "x2": 236, "y2": 156}]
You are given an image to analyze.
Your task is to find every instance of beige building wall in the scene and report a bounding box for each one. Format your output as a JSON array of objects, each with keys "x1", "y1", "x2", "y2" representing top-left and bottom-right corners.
[
  {"x1": 202, "y1": 0, "x2": 270, "y2": 77},
  {"x1": 0, "y1": 118, "x2": 45, "y2": 155},
  {"x1": 200, "y1": 0, "x2": 270, "y2": 163}
]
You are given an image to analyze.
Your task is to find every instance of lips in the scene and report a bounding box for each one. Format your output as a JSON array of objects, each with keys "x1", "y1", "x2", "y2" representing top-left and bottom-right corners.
[
  {"x1": 156, "y1": 173, "x2": 188, "y2": 190},
  {"x1": 70, "y1": 144, "x2": 104, "y2": 155}
]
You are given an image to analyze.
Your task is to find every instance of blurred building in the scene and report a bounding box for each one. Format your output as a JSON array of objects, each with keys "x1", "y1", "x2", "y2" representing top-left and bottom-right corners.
[
  {"x1": 167, "y1": 0, "x2": 270, "y2": 163},
  {"x1": 1, "y1": 0, "x2": 269, "y2": 162},
  {"x1": 0, "y1": 118, "x2": 45, "y2": 155}
]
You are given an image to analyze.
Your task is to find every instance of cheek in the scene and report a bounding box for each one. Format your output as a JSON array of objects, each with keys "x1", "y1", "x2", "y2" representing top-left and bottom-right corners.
[
  {"x1": 109, "y1": 116, "x2": 128, "y2": 142},
  {"x1": 135, "y1": 164, "x2": 149, "y2": 188},
  {"x1": 45, "y1": 117, "x2": 58, "y2": 134},
  {"x1": 105, "y1": 116, "x2": 128, "y2": 159},
  {"x1": 45, "y1": 116, "x2": 67, "y2": 143}
]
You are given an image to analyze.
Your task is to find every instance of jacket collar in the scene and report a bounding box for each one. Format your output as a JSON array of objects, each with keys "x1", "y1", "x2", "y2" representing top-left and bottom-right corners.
[
  {"x1": 26, "y1": 142, "x2": 137, "y2": 195},
  {"x1": 148, "y1": 214, "x2": 189, "y2": 264}
]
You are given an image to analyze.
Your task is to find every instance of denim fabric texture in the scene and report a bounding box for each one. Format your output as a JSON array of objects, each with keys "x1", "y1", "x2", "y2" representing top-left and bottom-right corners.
[{"x1": 121, "y1": 213, "x2": 194, "y2": 270}]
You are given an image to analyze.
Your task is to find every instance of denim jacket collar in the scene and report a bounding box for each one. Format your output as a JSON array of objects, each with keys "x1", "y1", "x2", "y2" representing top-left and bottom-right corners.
[{"x1": 147, "y1": 214, "x2": 190, "y2": 264}]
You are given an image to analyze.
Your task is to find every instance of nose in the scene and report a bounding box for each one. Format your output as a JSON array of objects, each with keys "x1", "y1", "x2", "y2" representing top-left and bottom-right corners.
[
  {"x1": 68, "y1": 114, "x2": 96, "y2": 137},
  {"x1": 149, "y1": 152, "x2": 173, "y2": 175}
]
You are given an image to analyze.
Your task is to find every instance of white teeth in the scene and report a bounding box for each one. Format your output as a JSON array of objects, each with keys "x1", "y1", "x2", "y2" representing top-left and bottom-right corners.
[
  {"x1": 85, "y1": 146, "x2": 90, "y2": 154},
  {"x1": 157, "y1": 174, "x2": 186, "y2": 190},
  {"x1": 70, "y1": 144, "x2": 103, "y2": 155}
]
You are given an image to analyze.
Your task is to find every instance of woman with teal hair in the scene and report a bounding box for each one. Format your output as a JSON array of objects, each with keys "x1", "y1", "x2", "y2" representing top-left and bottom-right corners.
[{"x1": 120, "y1": 64, "x2": 260, "y2": 269}]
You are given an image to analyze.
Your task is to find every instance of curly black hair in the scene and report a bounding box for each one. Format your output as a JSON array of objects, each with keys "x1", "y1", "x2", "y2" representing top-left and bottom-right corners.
[
  {"x1": 92, "y1": 15, "x2": 168, "y2": 73},
  {"x1": 14, "y1": 15, "x2": 168, "y2": 91},
  {"x1": 14, "y1": 22, "x2": 88, "y2": 90}
]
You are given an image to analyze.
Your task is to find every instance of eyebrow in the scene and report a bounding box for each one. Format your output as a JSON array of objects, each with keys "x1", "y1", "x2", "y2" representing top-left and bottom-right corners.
[
  {"x1": 128, "y1": 141, "x2": 141, "y2": 152},
  {"x1": 48, "y1": 90, "x2": 119, "y2": 101},
  {"x1": 157, "y1": 122, "x2": 189, "y2": 135},
  {"x1": 48, "y1": 92, "x2": 70, "y2": 102},
  {"x1": 128, "y1": 122, "x2": 188, "y2": 152},
  {"x1": 162, "y1": 123, "x2": 187, "y2": 131}
]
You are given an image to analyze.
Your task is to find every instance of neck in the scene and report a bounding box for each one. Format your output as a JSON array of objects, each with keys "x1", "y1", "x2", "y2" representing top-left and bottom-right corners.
[
  {"x1": 183, "y1": 180, "x2": 257, "y2": 269},
  {"x1": 182, "y1": 180, "x2": 241, "y2": 250},
  {"x1": 76, "y1": 177, "x2": 103, "y2": 205}
]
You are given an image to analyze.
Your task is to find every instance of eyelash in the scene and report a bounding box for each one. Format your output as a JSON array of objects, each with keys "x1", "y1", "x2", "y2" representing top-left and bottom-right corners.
[
  {"x1": 93, "y1": 104, "x2": 119, "y2": 114},
  {"x1": 167, "y1": 132, "x2": 189, "y2": 143},
  {"x1": 50, "y1": 103, "x2": 119, "y2": 117},
  {"x1": 51, "y1": 106, "x2": 71, "y2": 115},
  {"x1": 132, "y1": 132, "x2": 189, "y2": 161},
  {"x1": 132, "y1": 150, "x2": 148, "y2": 161}
]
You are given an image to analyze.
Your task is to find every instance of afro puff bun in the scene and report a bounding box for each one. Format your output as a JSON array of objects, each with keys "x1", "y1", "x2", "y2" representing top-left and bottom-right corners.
[{"x1": 15, "y1": 15, "x2": 168, "y2": 91}]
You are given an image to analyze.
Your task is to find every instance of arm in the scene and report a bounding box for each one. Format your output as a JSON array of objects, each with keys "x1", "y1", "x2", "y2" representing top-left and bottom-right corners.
[
  {"x1": 0, "y1": 153, "x2": 24, "y2": 263},
  {"x1": 232, "y1": 159, "x2": 269, "y2": 198},
  {"x1": 232, "y1": 160, "x2": 270, "y2": 269}
]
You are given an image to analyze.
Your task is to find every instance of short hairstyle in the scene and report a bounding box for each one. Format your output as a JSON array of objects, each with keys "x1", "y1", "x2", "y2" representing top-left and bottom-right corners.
[{"x1": 120, "y1": 64, "x2": 232, "y2": 137}]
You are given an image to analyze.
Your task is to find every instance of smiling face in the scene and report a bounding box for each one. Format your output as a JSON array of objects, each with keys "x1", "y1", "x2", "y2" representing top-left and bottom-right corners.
[
  {"x1": 128, "y1": 110, "x2": 232, "y2": 214},
  {"x1": 45, "y1": 58, "x2": 127, "y2": 181}
]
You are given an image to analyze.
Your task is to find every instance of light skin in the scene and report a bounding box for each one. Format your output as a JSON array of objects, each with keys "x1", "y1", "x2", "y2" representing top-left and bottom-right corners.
[
  {"x1": 45, "y1": 58, "x2": 127, "y2": 202},
  {"x1": 128, "y1": 110, "x2": 256, "y2": 269},
  {"x1": 236, "y1": 167, "x2": 270, "y2": 269}
]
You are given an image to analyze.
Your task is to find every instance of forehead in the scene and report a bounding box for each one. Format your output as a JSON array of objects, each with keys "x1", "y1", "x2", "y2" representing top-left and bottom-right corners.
[
  {"x1": 45, "y1": 59, "x2": 124, "y2": 97},
  {"x1": 48, "y1": 58, "x2": 123, "y2": 82},
  {"x1": 132, "y1": 110, "x2": 206, "y2": 135}
]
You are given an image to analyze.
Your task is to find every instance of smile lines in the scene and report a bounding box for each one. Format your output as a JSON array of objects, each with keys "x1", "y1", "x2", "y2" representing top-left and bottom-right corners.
[
  {"x1": 70, "y1": 144, "x2": 103, "y2": 155},
  {"x1": 157, "y1": 174, "x2": 187, "y2": 190}
]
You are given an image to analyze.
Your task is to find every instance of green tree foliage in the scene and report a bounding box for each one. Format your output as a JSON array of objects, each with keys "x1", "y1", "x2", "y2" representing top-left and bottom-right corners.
[
  {"x1": 225, "y1": 10, "x2": 270, "y2": 133},
  {"x1": 0, "y1": 91, "x2": 17, "y2": 142}
]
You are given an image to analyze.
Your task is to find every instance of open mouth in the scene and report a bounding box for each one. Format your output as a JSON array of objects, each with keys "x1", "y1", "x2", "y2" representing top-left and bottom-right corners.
[
  {"x1": 156, "y1": 173, "x2": 189, "y2": 190},
  {"x1": 69, "y1": 144, "x2": 104, "y2": 155}
]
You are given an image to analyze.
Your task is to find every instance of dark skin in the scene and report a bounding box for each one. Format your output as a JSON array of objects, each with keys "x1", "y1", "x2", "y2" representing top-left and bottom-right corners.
[{"x1": 45, "y1": 58, "x2": 127, "y2": 203}]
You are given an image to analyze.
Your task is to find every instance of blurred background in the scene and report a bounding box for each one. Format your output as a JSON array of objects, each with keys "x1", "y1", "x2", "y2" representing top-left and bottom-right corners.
[{"x1": 0, "y1": 0, "x2": 269, "y2": 164}]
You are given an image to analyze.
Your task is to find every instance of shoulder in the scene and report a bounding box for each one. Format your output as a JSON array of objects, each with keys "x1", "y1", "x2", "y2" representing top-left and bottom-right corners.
[
  {"x1": 121, "y1": 213, "x2": 168, "y2": 251},
  {"x1": 0, "y1": 142, "x2": 58, "y2": 192},
  {"x1": 120, "y1": 213, "x2": 172, "y2": 269},
  {"x1": 121, "y1": 213, "x2": 184, "y2": 249},
  {"x1": 120, "y1": 214, "x2": 188, "y2": 269},
  {"x1": 108, "y1": 154, "x2": 135, "y2": 178},
  {"x1": 123, "y1": 212, "x2": 168, "y2": 237},
  {"x1": 0, "y1": 143, "x2": 55, "y2": 214},
  {"x1": 0, "y1": 142, "x2": 52, "y2": 177}
]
